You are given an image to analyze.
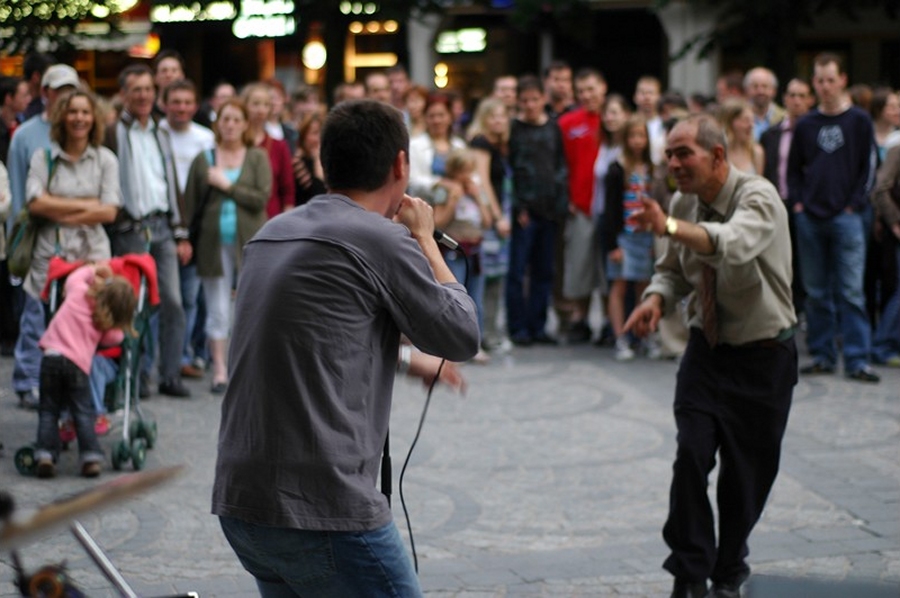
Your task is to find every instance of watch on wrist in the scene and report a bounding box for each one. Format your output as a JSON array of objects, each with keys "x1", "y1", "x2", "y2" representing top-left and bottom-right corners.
[{"x1": 665, "y1": 216, "x2": 678, "y2": 237}]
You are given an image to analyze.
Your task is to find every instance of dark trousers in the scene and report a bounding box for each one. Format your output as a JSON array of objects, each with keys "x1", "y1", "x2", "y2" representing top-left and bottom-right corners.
[
  {"x1": 506, "y1": 213, "x2": 556, "y2": 339},
  {"x1": 662, "y1": 328, "x2": 797, "y2": 584},
  {"x1": 36, "y1": 354, "x2": 104, "y2": 462},
  {"x1": 0, "y1": 259, "x2": 23, "y2": 351}
]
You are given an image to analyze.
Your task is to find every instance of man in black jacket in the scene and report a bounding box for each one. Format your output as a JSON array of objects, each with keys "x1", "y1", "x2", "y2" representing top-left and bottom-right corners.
[{"x1": 760, "y1": 77, "x2": 814, "y2": 318}]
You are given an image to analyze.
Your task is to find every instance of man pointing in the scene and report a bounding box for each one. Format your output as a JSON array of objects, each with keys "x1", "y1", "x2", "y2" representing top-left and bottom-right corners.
[{"x1": 626, "y1": 114, "x2": 797, "y2": 598}]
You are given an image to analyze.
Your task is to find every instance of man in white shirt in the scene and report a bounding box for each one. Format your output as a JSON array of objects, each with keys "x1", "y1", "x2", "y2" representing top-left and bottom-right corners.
[
  {"x1": 105, "y1": 63, "x2": 191, "y2": 398},
  {"x1": 634, "y1": 75, "x2": 666, "y2": 165},
  {"x1": 160, "y1": 79, "x2": 215, "y2": 380},
  {"x1": 744, "y1": 67, "x2": 785, "y2": 141}
]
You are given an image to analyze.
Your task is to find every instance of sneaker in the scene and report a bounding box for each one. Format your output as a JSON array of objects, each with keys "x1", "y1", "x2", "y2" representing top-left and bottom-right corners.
[
  {"x1": 139, "y1": 372, "x2": 151, "y2": 398},
  {"x1": 614, "y1": 336, "x2": 635, "y2": 361},
  {"x1": 94, "y1": 414, "x2": 111, "y2": 436},
  {"x1": 81, "y1": 461, "x2": 101, "y2": 478},
  {"x1": 59, "y1": 419, "x2": 76, "y2": 444},
  {"x1": 882, "y1": 355, "x2": 900, "y2": 368},
  {"x1": 37, "y1": 458, "x2": 55, "y2": 479},
  {"x1": 846, "y1": 366, "x2": 880, "y2": 383},
  {"x1": 643, "y1": 335, "x2": 663, "y2": 360}
]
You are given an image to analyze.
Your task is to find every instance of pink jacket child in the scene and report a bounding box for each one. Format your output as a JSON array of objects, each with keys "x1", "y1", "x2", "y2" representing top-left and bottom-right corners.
[{"x1": 33, "y1": 263, "x2": 137, "y2": 479}]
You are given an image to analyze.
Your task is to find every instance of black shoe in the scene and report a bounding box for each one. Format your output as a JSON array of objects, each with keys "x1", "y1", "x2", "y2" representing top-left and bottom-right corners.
[
  {"x1": 670, "y1": 578, "x2": 707, "y2": 598},
  {"x1": 139, "y1": 372, "x2": 151, "y2": 398},
  {"x1": 707, "y1": 580, "x2": 742, "y2": 598},
  {"x1": 17, "y1": 389, "x2": 39, "y2": 410},
  {"x1": 532, "y1": 332, "x2": 558, "y2": 345},
  {"x1": 159, "y1": 378, "x2": 191, "y2": 398},
  {"x1": 566, "y1": 320, "x2": 592, "y2": 344},
  {"x1": 846, "y1": 366, "x2": 880, "y2": 383},
  {"x1": 593, "y1": 323, "x2": 616, "y2": 347},
  {"x1": 799, "y1": 361, "x2": 835, "y2": 375},
  {"x1": 510, "y1": 332, "x2": 532, "y2": 347}
]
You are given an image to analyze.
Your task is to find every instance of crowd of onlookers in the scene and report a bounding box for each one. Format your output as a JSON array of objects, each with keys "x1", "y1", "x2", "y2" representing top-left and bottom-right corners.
[{"x1": 0, "y1": 48, "x2": 898, "y2": 454}]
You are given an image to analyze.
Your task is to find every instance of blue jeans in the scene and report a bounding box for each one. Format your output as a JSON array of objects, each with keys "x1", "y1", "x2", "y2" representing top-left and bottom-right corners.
[
  {"x1": 445, "y1": 248, "x2": 485, "y2": 336},
  {"x1": 505, "y1": 213, "x2": 556, "y2": 339},
  {"x1": 36, "y1": 354, "x2": 104, "y2": 464},
  {"x1": 219, "y1": 517, "x2": 422, "y2": 598},
  {"x1": 179, "y1": 262, "x2": 207, "y2": 365},
  {"x1": 13, "y1": 293, "x2": 46, "y2": 394},
  {"x1": 872, "y1": 243, "x2": 900, "y2": 362},
  {"x1": 796, "y1": 210, "x2": 872, "y2": 372},
  {"x1": 111, "y1": 218, "x2": 186, "y2": 383},
  {"x1": 90, "y1": 355, "x2": 118, "y2": 415}
]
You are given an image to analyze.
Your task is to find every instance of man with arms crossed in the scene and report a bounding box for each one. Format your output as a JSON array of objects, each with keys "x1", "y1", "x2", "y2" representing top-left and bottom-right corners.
[
  {"x1": 626, "y1": 114, "x2": 797, "y2": 598},
  {"x1": 212, "y1": 99, "x2": 480, "y2": 597}
]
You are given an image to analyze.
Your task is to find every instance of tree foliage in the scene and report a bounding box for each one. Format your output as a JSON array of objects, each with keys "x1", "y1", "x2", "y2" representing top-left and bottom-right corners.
[
  {"x1": 0, "y1": 0, "x2": 133, "y2": 55},
  {"x1": 655, "y1": 0, "x2": 899, "y2": 74},
  {"x1": 0, "y1": 0, "x2": 589, "y2": 56}
]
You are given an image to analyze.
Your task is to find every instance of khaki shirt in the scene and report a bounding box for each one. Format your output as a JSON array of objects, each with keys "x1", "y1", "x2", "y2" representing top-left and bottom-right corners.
[
  {"x1": 23, "y1": 144, "x2": 121, "y2": 298},
  {"x1": 644, "y1": 167, "x2": 796, "y2": 345}
]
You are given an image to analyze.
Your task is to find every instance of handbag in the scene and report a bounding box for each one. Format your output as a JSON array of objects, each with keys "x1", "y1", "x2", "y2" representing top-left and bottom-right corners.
[{"x1": 7, "y1": 149, "x2": 56, "y2": 278}]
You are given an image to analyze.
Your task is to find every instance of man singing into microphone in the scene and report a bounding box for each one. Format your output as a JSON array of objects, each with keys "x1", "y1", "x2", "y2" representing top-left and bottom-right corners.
[{"x1": 212, "y1": 100, "x2": 480, "y2": 597}]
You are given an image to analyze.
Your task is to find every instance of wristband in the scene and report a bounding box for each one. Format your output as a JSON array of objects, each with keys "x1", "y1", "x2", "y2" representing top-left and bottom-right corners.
[{"x1": 397, "y1": 345, "x2": 412, "y2": 374}]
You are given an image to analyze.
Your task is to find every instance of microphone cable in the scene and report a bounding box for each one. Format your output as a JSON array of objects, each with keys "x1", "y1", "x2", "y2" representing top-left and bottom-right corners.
[{"x1": 398, "y1": 229, "x2": 469, "y2": 574}]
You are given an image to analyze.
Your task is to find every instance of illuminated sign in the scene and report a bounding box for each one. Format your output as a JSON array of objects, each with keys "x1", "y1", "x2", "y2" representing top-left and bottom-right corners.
[
  {"x1": 151, "y1": 1, "x2": 237, "y2": 23},
  {"x1": 435, "y1": 28, "x2": 487, "y2": 54},
  {"x1": 233, "y1": 0, "x2": 296, "y2": 39}
]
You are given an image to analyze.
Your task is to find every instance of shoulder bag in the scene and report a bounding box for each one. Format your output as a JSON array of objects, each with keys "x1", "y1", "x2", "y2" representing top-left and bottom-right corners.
[{"x1": 8, "y1": 149, "x2": 56, "y2": 278}]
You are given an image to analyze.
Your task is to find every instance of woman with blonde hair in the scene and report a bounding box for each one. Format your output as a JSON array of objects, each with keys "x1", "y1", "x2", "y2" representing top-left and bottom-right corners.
[
  {"x1": 466, "y1": 96, "x2": 511, "y2": 350},
  {"x1": 718, "y1": 99, "x2": 764, "y2": 175},
  {"x1": 241, "y1": 82, "x2": 295, "y2": 219}
]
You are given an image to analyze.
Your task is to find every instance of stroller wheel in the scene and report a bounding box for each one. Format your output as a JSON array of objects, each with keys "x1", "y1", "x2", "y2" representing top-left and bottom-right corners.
[
  {"x1": 138, "y1": 420, "x2": 158, "y2": 449},
  {"x1": 131, "y1": 438, "x2": 147, "y2": 471},
  {"x1": 15, "y1": 446, "x2": 37, "y2": 475},
  {"x1": 111, "y1": 440, "x2": 130, "y2": 471}
]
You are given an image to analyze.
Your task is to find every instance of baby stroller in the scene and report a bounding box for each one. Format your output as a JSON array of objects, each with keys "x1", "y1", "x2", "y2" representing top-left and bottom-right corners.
[{"x1": 14, "y1": 254, "x2": 161, "y2": 474}]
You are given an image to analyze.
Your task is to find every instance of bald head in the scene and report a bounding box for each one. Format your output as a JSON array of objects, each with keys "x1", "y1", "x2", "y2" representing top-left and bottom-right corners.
[{"x1": 744, "y1": 67, "x2": 778, "y2": 115}]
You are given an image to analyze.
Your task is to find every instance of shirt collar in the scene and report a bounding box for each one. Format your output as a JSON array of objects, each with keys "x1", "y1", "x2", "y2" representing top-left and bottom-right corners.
[{"x1": 701, "y1": 166, "x2": 740, "y2": 222}]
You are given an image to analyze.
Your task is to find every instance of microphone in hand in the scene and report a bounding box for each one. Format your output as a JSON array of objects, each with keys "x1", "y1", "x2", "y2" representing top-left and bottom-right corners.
[{"x1": 433, "y1": 229, "x2": 459, "y2": 250}]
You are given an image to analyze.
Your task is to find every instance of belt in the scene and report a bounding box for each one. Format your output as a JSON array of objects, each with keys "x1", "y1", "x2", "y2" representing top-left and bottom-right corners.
[
  {"x1": 141, "y1": 211, "x2": 169, "y2": 221},
  {"x1": 724, "y1": 327, "x2": 796, "y2": 349}
]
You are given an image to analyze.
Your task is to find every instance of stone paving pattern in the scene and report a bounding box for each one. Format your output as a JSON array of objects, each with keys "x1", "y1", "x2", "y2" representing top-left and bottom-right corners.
[{"x1": 0, "y1": 335, "x2": 897, "y2": 597}]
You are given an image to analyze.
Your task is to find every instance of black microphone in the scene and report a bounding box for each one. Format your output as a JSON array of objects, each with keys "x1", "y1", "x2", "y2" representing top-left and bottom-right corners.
[{"x1": 433, "y1": 229, "x2": 459, "y2": 250}]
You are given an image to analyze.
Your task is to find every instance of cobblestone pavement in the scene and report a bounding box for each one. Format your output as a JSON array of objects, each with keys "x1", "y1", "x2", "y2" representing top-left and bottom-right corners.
[{"x1": 0, "y1": 334, "x2": 898, "y2": 597}]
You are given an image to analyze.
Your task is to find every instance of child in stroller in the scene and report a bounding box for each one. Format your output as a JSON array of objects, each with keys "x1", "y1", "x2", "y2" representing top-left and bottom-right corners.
[{"x1": 33, "y1": 263, "x2": 136, "y2": 478}]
